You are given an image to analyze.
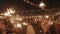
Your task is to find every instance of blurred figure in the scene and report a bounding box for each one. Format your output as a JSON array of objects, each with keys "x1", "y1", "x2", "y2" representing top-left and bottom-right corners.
[
  {"x1": 3, "y1": 17, "x2": 15, "y2": 34},
  {"x1": 16, "y1": 24, "x2": 27, "y2": 34},
  {"x1": 50, "y1": 14, "x2": 60, "y2": 34},
  {"x1": 0, "y1": 19, "x2": 6, "y2": 34},
  {"x1": 35, "y1": 21, "x2": 44, "y2": 34},
  {"x1": 26, "y1": 18, "x2": 35, "y2": 34},
  {"x1": 40, "y1": 18, "x2": 50, "y2": 34},
  {"x1": 26, "y1": 18, "x2": 44, "y2": 34}
]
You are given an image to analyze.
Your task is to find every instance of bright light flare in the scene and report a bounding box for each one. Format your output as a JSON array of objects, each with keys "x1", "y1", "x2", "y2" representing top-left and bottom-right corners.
[
  {"x1": 4, "y1": 13, "x2": 10, "y2": 16},
  {"x1": 17, "y1": 23, "x2": 22, "y2": 28},
  {"x1": 3, "y1": 8, "x2": 15, "y2": 16},
  {"x1": 50, "y1": 22, "x2": 53, "y2": 24},
  {"x1": 45, "y1": 15, "x2": 49, "y2": 18},
  {"x1": 10, "y1": 10, "x2": 15, "y2": 14},
  {"x1": 1, "y1": 8, "x2": 15, "y2": 16},
  {"x1": 39, "y1": 2, "x2": 45, "y2": 7},
  {"x1": 23, "y1": 22, "x2": 28, "y2": 25},
  {"x1": 7, "y1": 8, "x2": 15, "y2": 14},
  {"x1": 39, "y1": 2, "x2": 46, "y2": 9}
]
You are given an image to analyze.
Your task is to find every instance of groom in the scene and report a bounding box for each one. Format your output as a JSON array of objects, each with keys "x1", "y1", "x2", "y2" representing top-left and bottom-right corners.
[{"x1": 50, "y1": 15, "x2": 60, "y2": 34}]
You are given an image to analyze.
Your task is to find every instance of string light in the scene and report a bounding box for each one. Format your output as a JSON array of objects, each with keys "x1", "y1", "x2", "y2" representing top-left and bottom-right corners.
[
  {"x1": 39, "y1": 2, "x2": 45, "y2": 7},
  {"x1": 24, "y1": 0, "x2": 46, "y2": 9},
  {"x1": 39, "y1": 2, "x2": 46, "y2": 9},
  {"x1": 24, "y1": 0, "x2": 39, "y2": 7}
]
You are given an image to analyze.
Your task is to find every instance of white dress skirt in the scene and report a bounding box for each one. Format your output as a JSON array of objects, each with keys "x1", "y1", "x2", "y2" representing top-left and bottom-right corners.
[{"x1": 26, "y1": 25, "x2": 35, "y2": 34}]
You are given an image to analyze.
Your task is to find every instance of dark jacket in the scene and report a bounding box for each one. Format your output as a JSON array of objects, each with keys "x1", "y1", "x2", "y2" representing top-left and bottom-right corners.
[
  {"x1": 50, "y1": 24, "x2": 56, "y2": 34},
  {"x1": 31, "y1": 23, "x2": 44, "y2": 34},
  {"x1": 3, "y1": 19, "x2": 14, "y2": 34}
]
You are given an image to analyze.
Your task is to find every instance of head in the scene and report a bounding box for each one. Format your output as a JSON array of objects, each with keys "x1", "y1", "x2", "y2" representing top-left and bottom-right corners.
[
  {"x1": 54, "y1": 15, "x2": 60, "y2": 22},
  {"x1": 28, "y1": 18, "x2": 34, "y2": 25},
  {"x1": 54, "y1": 15, "x2": 60, "y2": 24}
]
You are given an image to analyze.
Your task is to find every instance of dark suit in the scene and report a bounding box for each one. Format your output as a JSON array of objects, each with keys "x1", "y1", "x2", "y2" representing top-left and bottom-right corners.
[
  {"x1": 31, "y1": 23, "x2": 44, "y2": 34},
  {"x1": 50, "y1": 24, "x2": 56, "y2": 34}
]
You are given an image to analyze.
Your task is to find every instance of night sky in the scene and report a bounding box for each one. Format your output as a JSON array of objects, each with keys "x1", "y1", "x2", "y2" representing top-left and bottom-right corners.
[{"x1": 0, "y1": 0, "x2": 60, "y2": 12}]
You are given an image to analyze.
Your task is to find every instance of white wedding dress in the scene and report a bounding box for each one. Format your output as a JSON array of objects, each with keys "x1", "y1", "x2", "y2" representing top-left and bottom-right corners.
[{"x1": 26, "y1": 24, "x2": 35, "y2": 34}]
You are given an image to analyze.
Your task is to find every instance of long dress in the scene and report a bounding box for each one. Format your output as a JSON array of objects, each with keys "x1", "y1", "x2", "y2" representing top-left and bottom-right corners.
[{"x1": 26, "y1": 24, "x2": 35, "y2": 34}]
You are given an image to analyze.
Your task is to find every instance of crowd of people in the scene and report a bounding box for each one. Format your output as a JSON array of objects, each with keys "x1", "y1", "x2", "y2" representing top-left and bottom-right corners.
[
  {"x1": 0, "y1": 14, "x2": 60, "y2": 34},
  {"x1": 26, "y1": 14, "x2": 60, "y2": 34}
]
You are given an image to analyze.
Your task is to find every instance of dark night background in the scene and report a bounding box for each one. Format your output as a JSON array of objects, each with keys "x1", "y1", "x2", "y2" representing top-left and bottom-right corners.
[{"x1": 0, "y1": 0, "x2": 60, "y2": 14}]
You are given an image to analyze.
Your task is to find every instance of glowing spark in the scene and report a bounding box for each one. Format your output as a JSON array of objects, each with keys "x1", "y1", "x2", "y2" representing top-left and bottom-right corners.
[
  {"x1": 17, "y1": 23, "x2": 22, "y2": 28},
  {"x1": 23, "y1": 22, "x2": 28, "y2": 25},
  {"x1": 39, "y1": 2, "x2": 46, "y2": 9},
  {"x1": 45, "y1": 15, "x2": 49, "y2": 18},
  {"x1": 39, "y1": 2, "x2": 45, "y2": 7}
]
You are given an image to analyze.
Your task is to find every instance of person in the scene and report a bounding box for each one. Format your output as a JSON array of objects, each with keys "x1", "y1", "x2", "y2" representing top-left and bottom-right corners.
[
  {"x1": 3, "y1": 17, "x2": 15, "y2": 34},
  {"x1": 34, "y1": 21, "x2": 44, "y2": 34},
  {"x1": 40, "y1": 18, "x2": 50, "y2": 34},
  {"x1": 26, "y1": 18, "x2": 35, "y2": 34},
  {"x1": 50, "y1": 14, "x2": 60, "y2": 34},
  {"x1": 26, "y1": 18, "x2": 44, "y2": 34},
  {"x1": 0, "y1": 19, "x2": 6, "y2": 34}
]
